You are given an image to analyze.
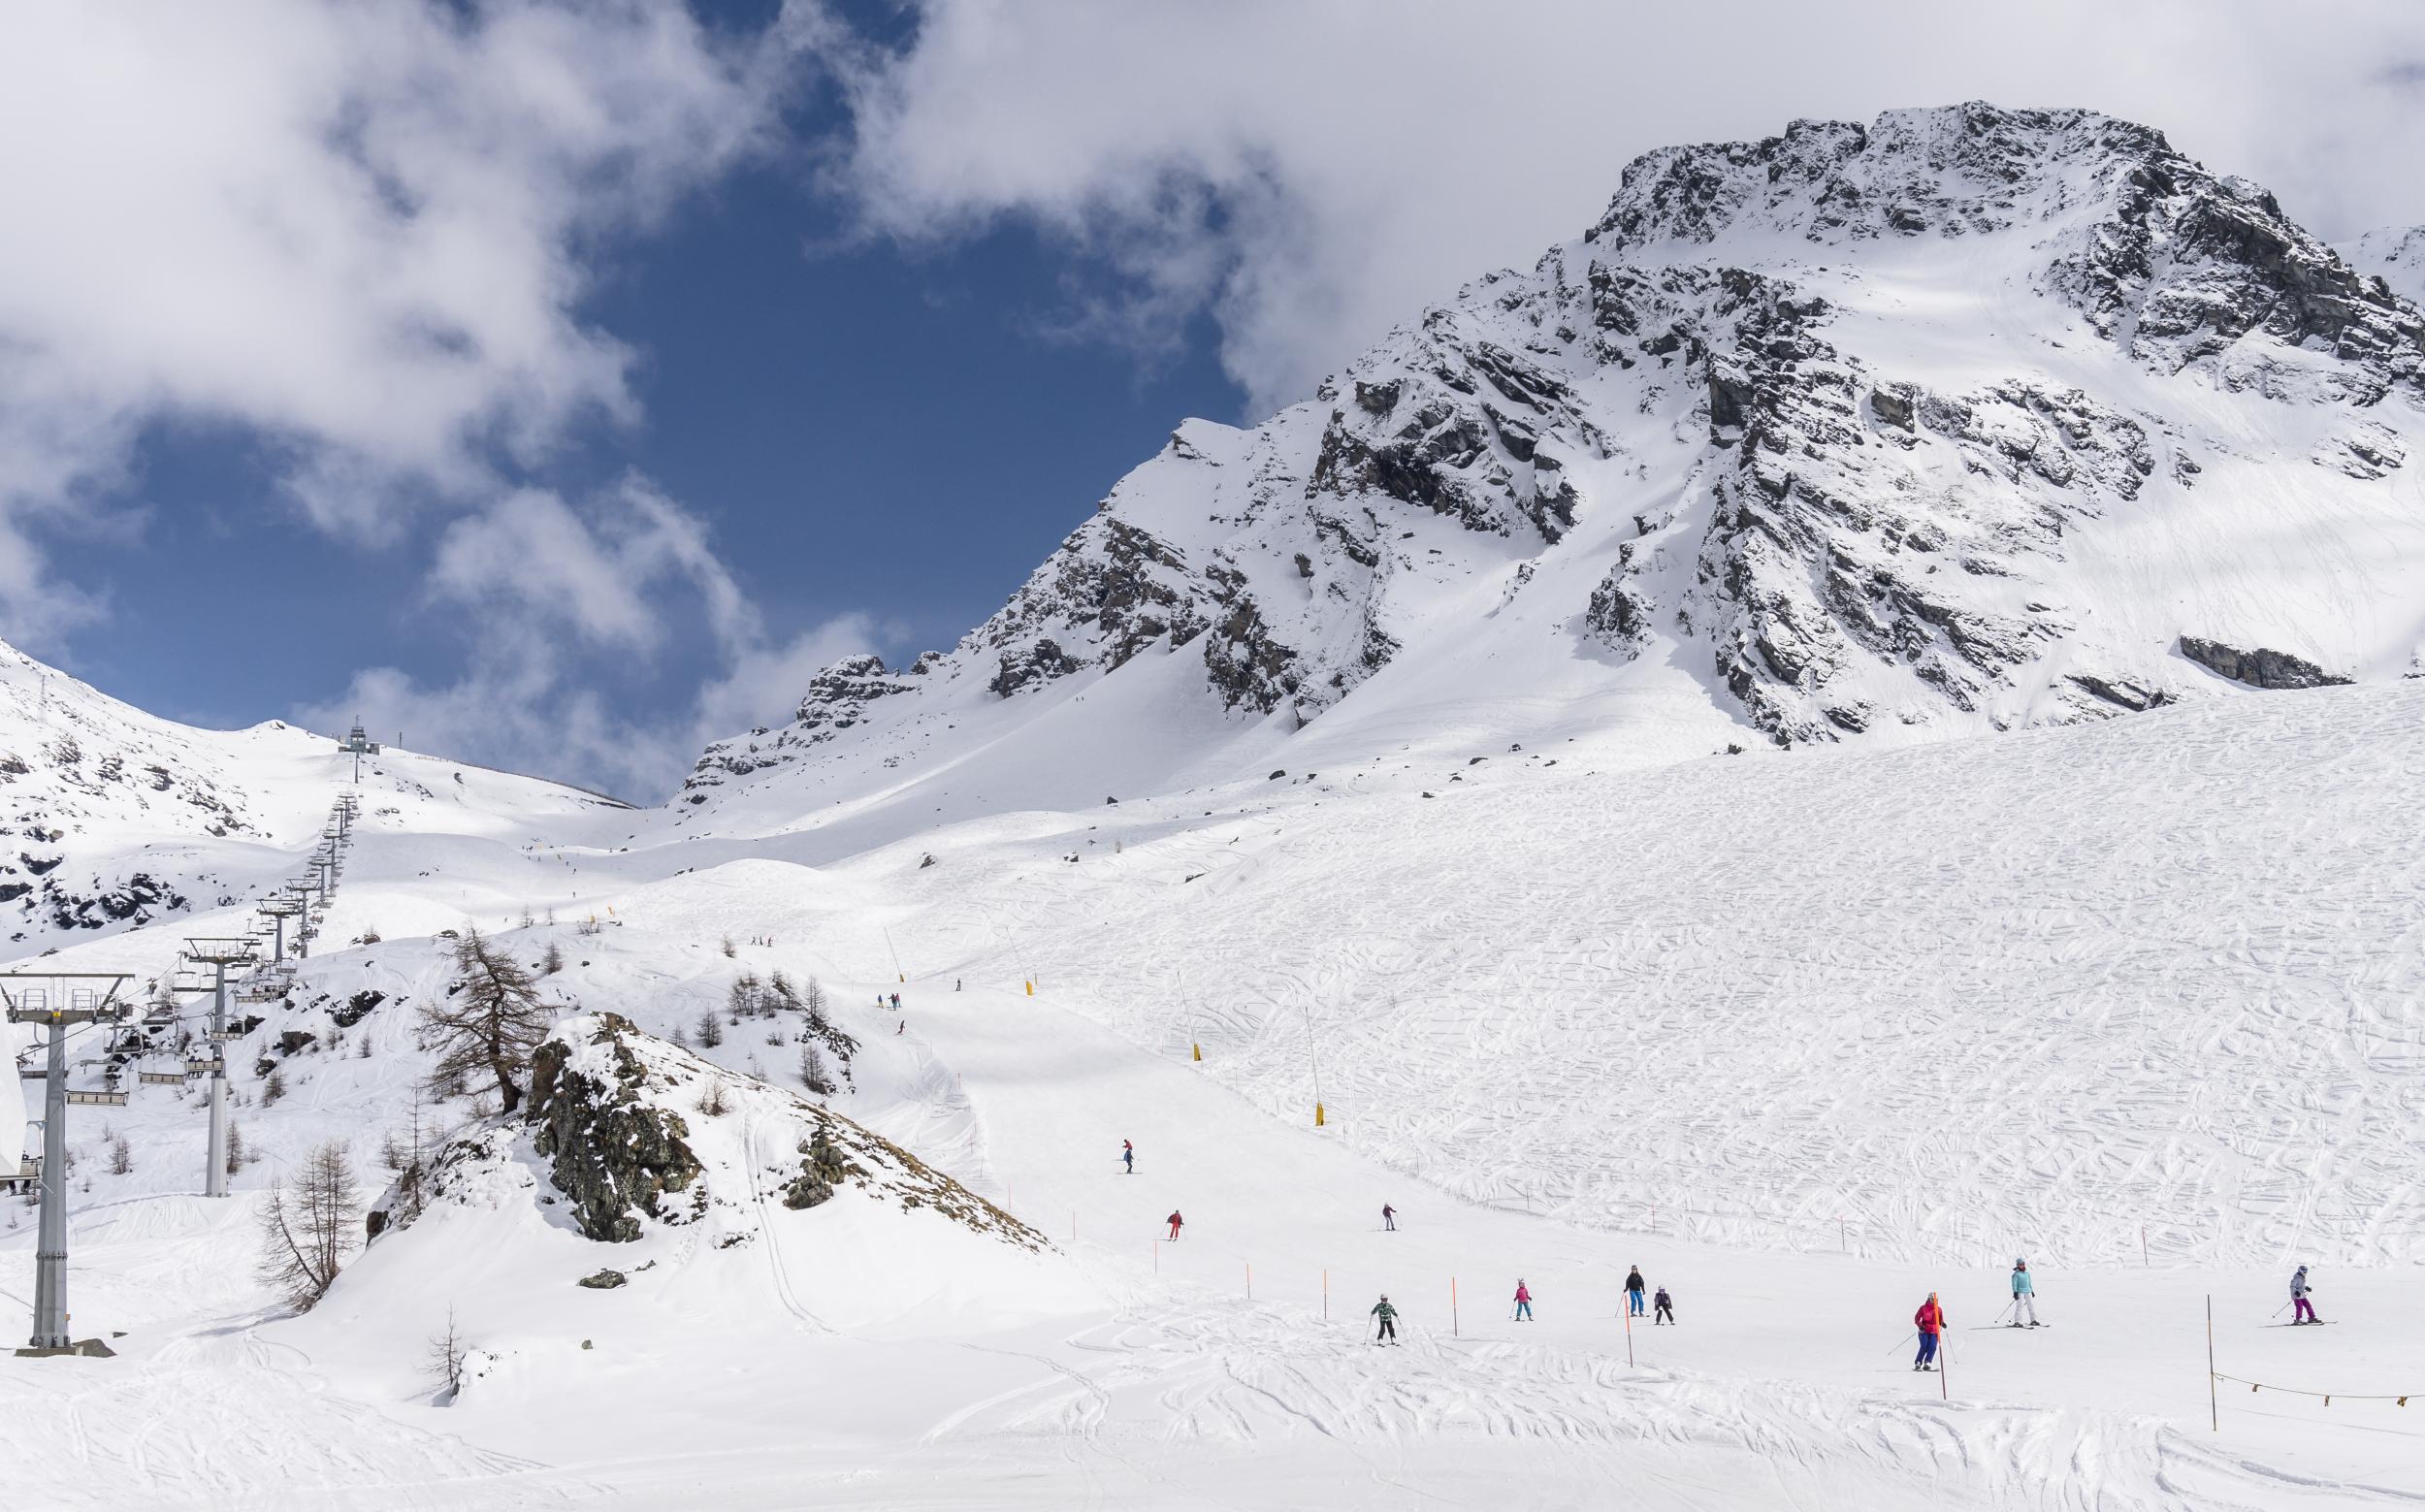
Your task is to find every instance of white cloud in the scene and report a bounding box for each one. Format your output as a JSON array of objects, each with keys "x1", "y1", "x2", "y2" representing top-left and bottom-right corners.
[
  {"x1": 0, "y1": 0, "x2": 809, "y2": 620},
  {"x1": 829, "y1": 0, "x2": 2425, "y2": 416},
  {"x1": 303, "y1": 474, "x2": 888, "y2": 802}
]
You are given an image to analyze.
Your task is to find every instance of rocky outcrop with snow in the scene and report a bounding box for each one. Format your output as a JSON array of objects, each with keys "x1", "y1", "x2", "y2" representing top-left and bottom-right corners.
[
  {"x1": 680, "y1": 103, "x2": 2425, "y2": 820},
  {"x1": 425, "y1": 1012, "x2": 1041, "y2": 1250}
]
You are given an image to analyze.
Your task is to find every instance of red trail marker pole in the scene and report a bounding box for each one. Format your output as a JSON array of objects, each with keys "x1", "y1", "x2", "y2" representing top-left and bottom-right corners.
[{"x1": 1452, "y1": 1276, "x2": 1460, "y2": 1337}]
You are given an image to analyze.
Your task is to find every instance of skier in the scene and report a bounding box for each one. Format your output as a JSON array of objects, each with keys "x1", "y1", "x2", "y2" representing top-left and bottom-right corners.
[
  {"x1": 955, "y1": 979, "x2": 962, "y2": 992},
  {"x1": 1513, "y1": 1279, "x2": 1533, "y2": 1322},
  {"x1": 2290, "y1": 1265, "x2": 2320, "y2": 1324},
  {"x1": 1625, "y1": 1266, "x2": 1646, "y2": 1317},
  {"x1": 1654, "y1": 1285, "x2": 1674, "y2": 1325},
  {"x1": 1167, "y1": 1209, "x2": 1183, "y2": 1241},
  {"x1": 889, "y1": 992, "x2": 901, "y2": 1012},
  {"x1": 2009, "y1": 1259, "x2": 2040, "y2": 1328},
  {"x1": 1382, "y1": 1203, "x2": 1396, "y2": 1232},
  {"x1": 1913, "y1": 1293, "x2": 1947, "y2": 1370},
  {"x1": 1372, "y1": 1294, "x2": 1398, "y2": 1344},
  {"x1": 895, "y1": 1019, "x2": 904, "y2": 1036},
  {"x1": 1121, "y1": 1140, "x2": 1134, "y2": 1174}
]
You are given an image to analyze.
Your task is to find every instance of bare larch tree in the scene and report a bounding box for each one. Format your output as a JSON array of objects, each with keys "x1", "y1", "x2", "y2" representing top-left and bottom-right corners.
[
  {"x1": 420, "y1": 927, "x2": 554, "y2": 1113},
  {"x1": 257, "y1": 1140, "x2": 362, "y2": 1311}
]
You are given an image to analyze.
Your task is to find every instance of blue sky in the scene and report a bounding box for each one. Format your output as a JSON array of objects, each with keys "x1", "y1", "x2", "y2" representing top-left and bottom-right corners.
[
  {"x1": 55, "y1": 145, "x2": 1243, "y2": 756},
  {"x1": 6, "y1": 1, "x2": 2420, "y2": 799}
]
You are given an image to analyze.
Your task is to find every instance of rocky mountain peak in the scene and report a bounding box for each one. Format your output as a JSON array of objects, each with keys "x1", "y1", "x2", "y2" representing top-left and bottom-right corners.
[{"x1": 679, "y1": 104, "x2": 2425, "y2": 826}]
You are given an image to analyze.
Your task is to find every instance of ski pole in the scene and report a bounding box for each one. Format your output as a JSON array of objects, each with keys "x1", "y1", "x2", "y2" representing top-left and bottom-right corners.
[
  {"x1": 2270, "y1": 1301, "x2": 2291, "y2": 1318},
  {"x1": 1884, "y1": 1331, "x2": 1916, "y2": 1355}
]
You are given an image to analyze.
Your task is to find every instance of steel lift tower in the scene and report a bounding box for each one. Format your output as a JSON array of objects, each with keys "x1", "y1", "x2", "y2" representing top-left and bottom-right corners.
[
  {"x1": 257, "y1": 892, "x2": 306, "y2": 963},
  {"x1": 180, "y1": 938, "x2": 258, "y2": 1198},
  {"x1": 4, "y1": 973, "x2": 132, "y2": 1353}
]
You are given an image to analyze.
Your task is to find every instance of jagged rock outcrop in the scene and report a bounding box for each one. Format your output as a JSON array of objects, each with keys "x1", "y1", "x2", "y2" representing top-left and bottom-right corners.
[
  {"x1": 526, "y1": 1013, "x2": 707, "y2": 1242},
  {"x1": 404, "y1": 1013, "x2": 1046, "y2": 1255},
  {"x1": 2179, "y1": 637, "x2": 2352, "y2": 691}
]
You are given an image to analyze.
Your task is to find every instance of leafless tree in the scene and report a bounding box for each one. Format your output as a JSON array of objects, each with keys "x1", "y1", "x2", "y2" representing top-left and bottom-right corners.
[
  {"x1": 420, "y1": 927, "x2": 554, "y2": 1114},
  {"x1": 695, "y1": 1009, "x2": 725, "y2": 1048},
  {"x1": 540, "y1": 941, "x2": 565, "y2": 976},
  {"x1": 257, "y1": 1141, "x2": 362, "y2": 1312},
  {"x1": 799, "y1": 1045, "x2": 835, "y2": 1097},
  {"x1": 226, "y1": 1121, "x2": 247, "y2": 1174},
  {"x1": 427, "y1": 1305, "x2": 468, "y2": 1401},
  {"x1": 108, "y1": 1134, "x2": 133, "y2": 1175}
]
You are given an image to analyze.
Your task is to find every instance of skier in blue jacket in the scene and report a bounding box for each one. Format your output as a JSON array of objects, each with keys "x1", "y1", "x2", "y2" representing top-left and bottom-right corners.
[{"x1": 2009, "y1": 1259, "x2": 2040, "y2": 1328}]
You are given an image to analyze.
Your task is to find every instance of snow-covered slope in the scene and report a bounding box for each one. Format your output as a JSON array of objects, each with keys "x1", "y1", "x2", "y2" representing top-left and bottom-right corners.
[
  {"x1": 2344, "y1": 224, "x2": 2425, "y2": 307},
  {"x1": 0, "y1": 641, "x2": 627, "y2": 951},
  {"x1": 9, "y1": 677, "x2": 2425, "y2": 1508},
  {"x1": 679, "y1": 103, "x2": 2425, "y2": 853}
]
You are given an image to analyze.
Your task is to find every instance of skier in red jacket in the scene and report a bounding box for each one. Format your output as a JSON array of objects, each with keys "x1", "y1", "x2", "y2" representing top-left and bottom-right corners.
[
  {"x1": 1166, "y1": 1210, "x2": 1183, "y2": 1241},
  {"x1": 1913, "y1": 1293, "x2": 1947, "y2": 1371}
]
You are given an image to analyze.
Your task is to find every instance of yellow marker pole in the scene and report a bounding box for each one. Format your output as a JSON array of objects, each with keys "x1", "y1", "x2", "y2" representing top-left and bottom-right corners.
[
  {"x1": 1314, "y1": 1101, "x2": 1326, "y2": 1127},
  {"x1": 1192, "y1": 1043, "x2": 1202, "y2": 1062}
]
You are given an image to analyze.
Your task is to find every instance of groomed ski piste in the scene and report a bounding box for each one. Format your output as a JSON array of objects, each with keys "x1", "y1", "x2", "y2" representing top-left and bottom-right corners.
[{"x1": 5, "y1": 679, "x2": 2424, "y2": 1509}]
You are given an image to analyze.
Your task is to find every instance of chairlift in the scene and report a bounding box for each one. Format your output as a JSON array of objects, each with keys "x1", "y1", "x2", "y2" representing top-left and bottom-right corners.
[
  {"x1": 184, "y1": 1057, "x2": 222, "y2": 1077},
  {"x1": 138, "y1": 1068, "x2": 186, "y2": 1086},
  {"x1": 64, "y1": 1089, "x2": 126, "y2": 1107}
]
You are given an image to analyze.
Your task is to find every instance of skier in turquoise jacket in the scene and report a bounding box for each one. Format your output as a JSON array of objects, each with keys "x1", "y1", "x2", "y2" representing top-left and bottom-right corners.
[{"x1": 2009, "y1": 1259, "x2": 2039, "y2": 1328}]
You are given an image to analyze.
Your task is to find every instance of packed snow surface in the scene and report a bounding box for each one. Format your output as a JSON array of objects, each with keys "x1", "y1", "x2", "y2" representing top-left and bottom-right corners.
[{"x1": 4, "y1": 679, "x2": 2422, "y2": 1508}]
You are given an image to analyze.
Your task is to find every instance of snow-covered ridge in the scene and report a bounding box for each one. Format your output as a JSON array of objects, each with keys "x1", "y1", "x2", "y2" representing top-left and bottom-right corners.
[
  {"x1": 2344, "y1": 224, "x2": 2425, "y2": 308},
  {"x1": 0, "y1": 643, "x2": 629, "y2": 954},
  {"x1": 681, "y1": 102, "x2": 2425, "y2": 839}
]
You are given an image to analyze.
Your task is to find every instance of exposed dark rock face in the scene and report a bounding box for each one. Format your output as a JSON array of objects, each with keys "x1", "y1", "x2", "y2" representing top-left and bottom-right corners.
[
  {"x1": 682, "y1": 655, "x2": 925, "y2": 793},
  {"x1": 781, "y1": 1127, "x2": 855, "y2": 1211},
  {"x1": 577, "y1": 1269, "x2": 627, "y2": 1289},
  {"x1": 2179, "y1": 637, "x2": 2352, "y2": 691},
  {"x1": 526, "y1": 1013, "x2": 705, "y2": 1243},
  {"x1": 988, "y1": 637, "x2": 1083, "y2": 698}
]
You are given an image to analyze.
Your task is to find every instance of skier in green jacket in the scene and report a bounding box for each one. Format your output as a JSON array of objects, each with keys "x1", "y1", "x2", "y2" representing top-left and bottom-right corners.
[{"x1": 1371, "y1": 1295, "x2": 1399, "y2": 1344}]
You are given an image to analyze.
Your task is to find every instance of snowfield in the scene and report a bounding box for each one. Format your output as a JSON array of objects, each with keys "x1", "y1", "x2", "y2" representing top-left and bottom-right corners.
[{"x1": 5, "y1": 679, "x2": 2425, "y2": 1509}]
